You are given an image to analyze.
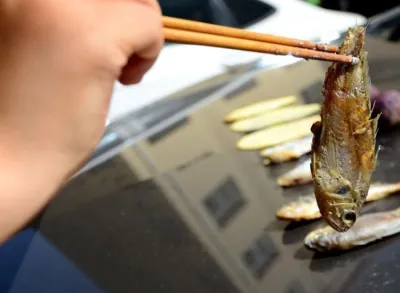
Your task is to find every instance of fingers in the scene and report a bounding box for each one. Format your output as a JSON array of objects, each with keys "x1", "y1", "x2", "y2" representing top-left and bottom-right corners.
[
  {"x1": 112, "y1": 0, "x2": 164, "y2": 58},
  {"x1": 119, "y1": 55, "x2": 156, "y2": 85},
  {"x1": 133, "y1": 0, "x2": 162, "y2": 14},
  {"x1": 132, "y1": 2, "x2": 164, "y2": 60},
  {"x1": 107, "y1": 0, "x2": 163, "y2": 85}
]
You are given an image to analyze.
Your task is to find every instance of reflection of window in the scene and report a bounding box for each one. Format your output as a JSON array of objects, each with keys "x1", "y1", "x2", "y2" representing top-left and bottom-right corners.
[
  {"x1": 243, "y1": 233, "x2": 278, "y2": 279},
  {"x1": 147, "y1": 117, "x2": 189, "y2": 143},
  {"x1": 176, "y1": 152, "x2": 213, "y2": 172},
  {"x1": 224, "y1": 79, "x2": 257, "y2": 100},
  {"x1": 204, "y1": 177, "x2": 246, "y2": 228},
  {"x1": 284, "y1": 279, "x2": 308, "y2": 293}
]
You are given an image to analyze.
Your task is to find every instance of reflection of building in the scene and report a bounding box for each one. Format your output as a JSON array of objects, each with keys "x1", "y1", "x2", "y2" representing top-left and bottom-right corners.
[
  {"x1": 41, "y1": 158, "x2": 242, "y2": 293},
  {"x1": 37, "y1": 60, "x2": 329, "y2": 293},
  {"x1": 117, "y1": 61, "x2": 328, "y2": 293},
  {"x1": 285, "y1": 279, "x2": 308, "y2": 293}
]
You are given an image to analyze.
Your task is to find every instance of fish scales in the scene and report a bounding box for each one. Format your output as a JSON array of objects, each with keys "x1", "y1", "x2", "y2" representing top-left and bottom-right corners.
[{"x1": 310, "y1": 27, "x2": 380, "y2": 232}]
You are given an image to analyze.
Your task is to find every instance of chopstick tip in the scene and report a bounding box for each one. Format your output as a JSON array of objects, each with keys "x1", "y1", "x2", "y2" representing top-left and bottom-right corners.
[{"x1": 351, "y1": 56, "x2": 360, "y2": 65}]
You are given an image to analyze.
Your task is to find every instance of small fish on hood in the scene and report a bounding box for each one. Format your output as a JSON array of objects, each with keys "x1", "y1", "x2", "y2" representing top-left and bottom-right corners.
[
  {"x1": 304, "y1": 207, "x2": 400, "y2": 252},
  {"x1": 260, "y1": 136, "x2": 312, "y2": 164},
  {"x1": 223, "y1": 95, "x2": 297, "y2": 123},
  {"x1": 236, "y1": 115, "x2": 320, "y2": 150},
  {"x1": 310, "y1": 26, "x2": 380, "y2": 232},
  {"x1": 230, "y1": 104, "x2": 320, "y2": 132},
  {"x1": 277, "y1": 158, "x2": 312, "y2": 187}
]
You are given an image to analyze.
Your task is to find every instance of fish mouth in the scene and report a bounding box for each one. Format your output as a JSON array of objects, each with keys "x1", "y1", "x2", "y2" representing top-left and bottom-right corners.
[
  {"x1": 325, "y1": 212, "x2": 356, "y2": 232},
  {"x1": 318, "y1": 200, "x2": 358, "y2": 232}
]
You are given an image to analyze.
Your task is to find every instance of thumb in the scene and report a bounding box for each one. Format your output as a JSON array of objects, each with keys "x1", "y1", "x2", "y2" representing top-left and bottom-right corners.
[
  {"x1": 119, "y1": 54, "x2": 156, "y2": 85},
  {"x1": 109, "y1": 1, "x2": 163, "y2": 61},
  {"x1": 106, "y1": 1, "x2": 163, "y2": 85}
]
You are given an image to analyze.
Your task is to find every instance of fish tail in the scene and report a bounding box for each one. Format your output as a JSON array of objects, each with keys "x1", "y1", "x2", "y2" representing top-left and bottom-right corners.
[{"x1": 322, "y1": 27, "x2": 367, "y2": 98}]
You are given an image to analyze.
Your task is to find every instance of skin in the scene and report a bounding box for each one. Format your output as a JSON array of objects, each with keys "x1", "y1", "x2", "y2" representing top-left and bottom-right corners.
[
  {"x1": 0, "y1": 0, "x2": 163, "y2": 244},
  {"x1": 310, "y1": 27, "x2": 380, "y2": 232}
]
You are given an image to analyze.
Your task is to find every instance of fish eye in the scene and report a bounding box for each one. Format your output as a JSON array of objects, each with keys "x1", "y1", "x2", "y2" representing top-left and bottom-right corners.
[
  {"x1": 342, "y1": 211, "x2": 356, "y2": 223},
  {"x1": 335, "y1": 185, "x2": 350, "y2": 195}
]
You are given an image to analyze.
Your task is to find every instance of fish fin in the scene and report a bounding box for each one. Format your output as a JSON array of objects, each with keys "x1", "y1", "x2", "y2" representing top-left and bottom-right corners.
[
  {"x1": 374, "y1": 145, "x2": 381, "y2": 169},
  {"x1": 372, "y1": 113, "x2": 381, "y2": 139},
  {"x1": 310, "y1": 121, "x2": 322, "y2": 177},
  {"x1": 325, "y1": 135, "x2": 339, "y2": 174},
  {"x1": 353, "y1": 124, "x2": 369, "y2": 135},
  {"x1": 353, "y1": 114, "x2": 380, "y2": 137},
  {"x1": 372, "y1": 114, "x2": 381, "y2": 169},
  {"x1": 311, "y1": 121, "x2": 322, "y2": 149},
  {"x1": 370, "y1": 99, "x2": 377, "y2": 117},
  {"x1": 353, "y1": 119, "x2": 372, "y2": 136}
]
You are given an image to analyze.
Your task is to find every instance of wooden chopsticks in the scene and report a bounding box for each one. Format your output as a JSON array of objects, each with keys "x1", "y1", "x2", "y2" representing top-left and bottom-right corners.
[{"x1": 162, "y1": 16, "x2": 359, "y2": 65}]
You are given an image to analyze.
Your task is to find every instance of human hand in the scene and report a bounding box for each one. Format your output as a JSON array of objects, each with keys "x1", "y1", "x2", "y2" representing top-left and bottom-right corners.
[
  {"x1": 0, "y1": 0, "x2": 163, "y2": 241},
  {"x1": 0, "y1": 0, "x2": 163, "y2": 171}
]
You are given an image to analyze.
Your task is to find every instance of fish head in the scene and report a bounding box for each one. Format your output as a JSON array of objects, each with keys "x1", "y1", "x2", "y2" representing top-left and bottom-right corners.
[{"x1": 313, "y1": 173, "x2": 362, "y2": 232}]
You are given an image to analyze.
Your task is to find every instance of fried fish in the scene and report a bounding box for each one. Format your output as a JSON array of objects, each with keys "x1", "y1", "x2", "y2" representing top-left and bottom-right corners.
[
  {"x1": 237, "y1": 115, "x2": 319, "y2": 151},
  {"x1": 277, "y1": 158, "x2": 312, "y2": 187},
  {"x1": 310, "y1": 27, "x2": 380, "y2": 232},
  {"x1": 260, "y1": 136, "x2": 312, "y2": 164},
  {"x1": 304, "y1": 207, "x2": 400, "y2": 252}
]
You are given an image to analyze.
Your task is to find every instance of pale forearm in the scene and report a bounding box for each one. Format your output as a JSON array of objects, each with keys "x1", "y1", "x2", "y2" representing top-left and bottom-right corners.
[
  {"x1": 0, "y1": 0, "x2": 162, "y2": 244},
  {"x1": 0, "y1": 147, "x2": 70, "y2": 243}
]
